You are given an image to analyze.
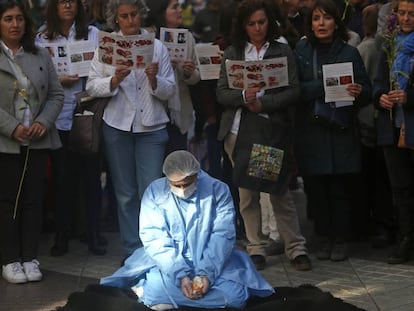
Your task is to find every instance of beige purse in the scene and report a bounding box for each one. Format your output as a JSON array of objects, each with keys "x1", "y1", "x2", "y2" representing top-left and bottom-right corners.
[{"x1": 397, "y1": 122, "x2": 414, "y2": 149}]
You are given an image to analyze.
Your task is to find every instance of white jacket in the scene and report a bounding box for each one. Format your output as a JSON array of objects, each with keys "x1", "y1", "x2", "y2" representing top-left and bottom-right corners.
[{"x1": 86, "y1": 30, "x2": 175, "y2": 132}]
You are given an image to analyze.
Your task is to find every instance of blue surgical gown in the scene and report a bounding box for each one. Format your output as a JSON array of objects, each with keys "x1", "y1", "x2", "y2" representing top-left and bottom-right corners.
[{"x1": 101, "y1": 170, "x2": 274, "y2": 309}]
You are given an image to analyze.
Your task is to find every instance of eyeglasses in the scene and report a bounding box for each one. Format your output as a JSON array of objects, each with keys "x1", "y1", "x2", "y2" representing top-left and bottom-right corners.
[{"x1": 58, "y1": 0, "x2": 76, "y2": 6}]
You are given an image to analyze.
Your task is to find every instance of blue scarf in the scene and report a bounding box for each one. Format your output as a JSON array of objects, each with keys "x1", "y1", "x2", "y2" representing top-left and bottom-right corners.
[{"x1": 392, "y1": 31, "x2": 414, "y2": 90}]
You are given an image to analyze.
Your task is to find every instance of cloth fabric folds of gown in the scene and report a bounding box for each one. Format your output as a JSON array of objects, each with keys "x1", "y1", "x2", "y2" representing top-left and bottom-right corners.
[{"x1": 101, "y1": 171, "x2": 274, "y2": 309}]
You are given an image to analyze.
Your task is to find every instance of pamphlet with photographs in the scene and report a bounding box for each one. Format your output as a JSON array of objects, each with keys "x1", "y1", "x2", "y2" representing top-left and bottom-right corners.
[
  {"x1": 98, "y1": 31, "x2": 155, "y2": 68},
  {"x1": 225, "y1": 57, "x2": 288, "y2": 90},
  {"x1": 194, "y1": 43, "x2": 221, "y2": 80},
  {"x1": 160, "y1": 27, "x2": 188, "y2": 61},
  {"x1": 40, "y1": 40, "x2": 95, "y2": 77},
  {"x1": 322, "y1": 62, "x2": 354, "y2": 105},
  {"x1": 247, "y1": 144, "x2": 284, "y2": 182}
]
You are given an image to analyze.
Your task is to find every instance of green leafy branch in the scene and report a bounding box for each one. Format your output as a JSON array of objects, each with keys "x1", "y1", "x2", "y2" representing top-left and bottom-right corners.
[{"x1": 13, "y1": 80, "x2": 31, "y2": 220}]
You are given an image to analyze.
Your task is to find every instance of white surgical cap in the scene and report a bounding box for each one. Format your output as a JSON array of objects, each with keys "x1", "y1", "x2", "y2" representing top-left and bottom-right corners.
[{"x1": 163, "y1": 150, "x2": 200, "y2": 182}]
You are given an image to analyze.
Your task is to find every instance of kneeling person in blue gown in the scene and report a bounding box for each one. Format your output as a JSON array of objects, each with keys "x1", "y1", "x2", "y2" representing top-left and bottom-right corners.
[{"x1": 101, "y1": 150, "x2": 274, "y2": 310}]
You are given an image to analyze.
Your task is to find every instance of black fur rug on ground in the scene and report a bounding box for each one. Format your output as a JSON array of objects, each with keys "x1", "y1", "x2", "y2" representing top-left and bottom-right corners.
[{"x1": 54, "y1": 283, "x2": 366, "y2": 311}]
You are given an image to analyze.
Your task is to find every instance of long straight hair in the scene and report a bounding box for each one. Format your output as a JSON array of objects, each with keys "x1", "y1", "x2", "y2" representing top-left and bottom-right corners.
[{"x1": 44, "y1": 0, "x2": 89, "y2": 40}]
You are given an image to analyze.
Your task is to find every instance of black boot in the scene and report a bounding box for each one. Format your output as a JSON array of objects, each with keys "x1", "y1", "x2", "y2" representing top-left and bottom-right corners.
[
  {"x1": 50, "y1": 232, "x2": 68, "y2": 257},
  {"x1": 96, "y1": 232, "x2": 108, "y2": 246},
  {"x1": 372, "y1": 227, "x2": 395, "y2": 249},
  {"x1": 88, "y1": 232, "x2": 107, "y2": 256},
  {"x1": 387, "y1": 236, "x2": 412, "y2": 264},
  {"x1": 80, "y1": 232, "x2": 108, "y2": 247}
]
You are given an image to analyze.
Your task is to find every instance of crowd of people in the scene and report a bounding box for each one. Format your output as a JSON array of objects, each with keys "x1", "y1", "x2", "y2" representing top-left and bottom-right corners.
[{"x1": 0, "y1": 2, "x2": 413, "y2": 307}]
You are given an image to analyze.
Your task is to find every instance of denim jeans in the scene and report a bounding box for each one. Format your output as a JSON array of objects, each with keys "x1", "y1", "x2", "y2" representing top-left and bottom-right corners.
[{"x1": 103, "y1": 123, "x2": 168, "y2": 254}]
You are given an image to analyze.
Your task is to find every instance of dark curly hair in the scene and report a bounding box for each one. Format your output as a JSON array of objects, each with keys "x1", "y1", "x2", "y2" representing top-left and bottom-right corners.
[
  {"x1": 305, "y1": 0, "x2": 349, "y2": 46},
  {"x1": 231, "y1": 0, "x2": 280, "y2": 49},
  {"x1": 0, "y1": 0, "x2": 38, "y2": 53}
]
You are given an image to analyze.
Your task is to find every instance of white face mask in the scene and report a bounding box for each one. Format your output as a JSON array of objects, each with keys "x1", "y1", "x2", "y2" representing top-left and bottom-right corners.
[{"x1": 170, "y1": 181, "x2": 197, "y2": 199}]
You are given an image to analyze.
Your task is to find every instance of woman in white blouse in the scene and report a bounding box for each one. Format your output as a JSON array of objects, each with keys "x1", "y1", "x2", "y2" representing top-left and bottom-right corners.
[
  {"x1": 36, "y1": 0, "x2": 105, "y2": 256},
  {"x1": 86, "y1": 0, "x2": 175, "y2": 258}
]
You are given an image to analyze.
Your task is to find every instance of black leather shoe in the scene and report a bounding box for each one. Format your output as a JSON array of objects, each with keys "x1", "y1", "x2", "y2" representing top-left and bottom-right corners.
[
  {"x1": 291, "y1": 254, "x2": 312, "y2": 271},
  {"x1": 80, "y1": 232, "x2": 108, "y2": 247},
  {"x1": 330, "y1": 239, "x2": 348, "y2": 262},
  {"x1": 50, "y1": 232, "x2": 68, "y2": 257},
  {"x1": 88, "y1": 244, "x2": 106, "y2": 256},
  {"x1": 250, "y1": 255, "x2": 266, "y2": 270},
  {"x1": 88, "y1": 232, "x2": 107, "y2": 256},
  {"x1": 372, "y1": 229, "x2": 395, "y2": 249},
  {"x1": 97, "y1": 233, "x2": 108, "y2": 246},
  {"x1": 316, "y1": 238, "x2": 331, "y2": 260},
  {"x1": 387, "y1": 236, "x2": 412, "y2": 264}
]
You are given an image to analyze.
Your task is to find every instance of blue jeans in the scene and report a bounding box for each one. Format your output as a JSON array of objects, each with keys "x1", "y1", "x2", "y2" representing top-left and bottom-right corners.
[{"x1": 103, "y1": 123, "x2": 168, "y2": 254}]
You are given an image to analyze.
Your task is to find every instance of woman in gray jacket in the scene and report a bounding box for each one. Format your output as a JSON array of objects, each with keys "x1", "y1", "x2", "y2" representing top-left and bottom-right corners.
[{"x1": 0, "y1": 0, "x2": 63, "y2": 284}]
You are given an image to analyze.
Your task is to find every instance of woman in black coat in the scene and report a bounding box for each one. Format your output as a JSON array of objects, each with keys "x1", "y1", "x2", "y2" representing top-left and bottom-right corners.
[{"x1": 294, "y1": 0, "x2": 372, "y2": 261}]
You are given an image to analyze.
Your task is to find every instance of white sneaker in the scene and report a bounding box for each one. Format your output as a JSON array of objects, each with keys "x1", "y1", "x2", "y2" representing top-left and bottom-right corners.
[
  {"x1": 2, "y1": 262, "x2": 27, "y2": 284},
  {"x1": 22, "y1": 259, "x2": 42, "y2": 282}
]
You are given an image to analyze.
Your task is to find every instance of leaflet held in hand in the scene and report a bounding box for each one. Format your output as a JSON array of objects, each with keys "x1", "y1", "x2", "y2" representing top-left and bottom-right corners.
[
  {"x1": 225, "y1": 57, "x2": 288, "y2": 90},
  {"x1": 40, "y1": 40, "x2": 95, "y2": 77},
  {"x1": 98, "y1": 31, "x2": 155, "y2": 68},
  {"x1": 322, "y1": 62, "x2": 354, "y2": 105},
  {"x1": 160, "y1": 27, "x2": 188, "y2": 61},
  {"x1": 195, "y1": 43, "x2": 221, "y2": 80}
]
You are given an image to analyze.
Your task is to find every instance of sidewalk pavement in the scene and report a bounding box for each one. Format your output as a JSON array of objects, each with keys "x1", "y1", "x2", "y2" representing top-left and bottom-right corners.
[{"x1": 1, "y1": 188, "x2": 414, "y2": 311}]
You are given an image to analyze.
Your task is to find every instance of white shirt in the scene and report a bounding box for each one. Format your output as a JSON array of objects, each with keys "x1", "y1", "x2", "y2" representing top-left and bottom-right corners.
[
  {"x1": 230, "y1": 41, "x2": 269, "y2": 135},
  {"x1": 86, "y1": 30, "x2": 175, "y2": 133},
  {"x1": 35, "y1": 23, "x2": 100, "y2": 131}
]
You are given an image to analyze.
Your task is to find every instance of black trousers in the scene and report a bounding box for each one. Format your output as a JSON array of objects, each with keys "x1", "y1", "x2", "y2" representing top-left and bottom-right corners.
[
  {"x1": 50, "y1": 130, "x2": 81, "y2": 235},
  {"x1": 0, "y1": 148, "x2": 48, "y2": 265},
  {"x1": 50, "y1": 130, "x2": 103, "y2": 237},
  {"x1": 350, "y1": 145, "x2": 395, "y2": 238},
  {"x1": 165, "y1": 123, "x2": 187, "y2": 156},
  {"x1": 383, "y1": 145, "x2": 414, "y2": 238},
  {"x1": 304, "y1": 174, "x2": 356, "y2": 240}
]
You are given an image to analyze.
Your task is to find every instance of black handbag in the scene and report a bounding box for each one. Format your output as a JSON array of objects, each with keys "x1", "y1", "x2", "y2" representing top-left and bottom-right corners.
[
  {"x1": 69, "y1": 92, "x2": 109, "y2": 154},
  {"x1": 313, "y1": 99, "x2": 353, "y2": 131},
  {"x1": 232, "y1": 110, "x2": 294, "y2": 195}
]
